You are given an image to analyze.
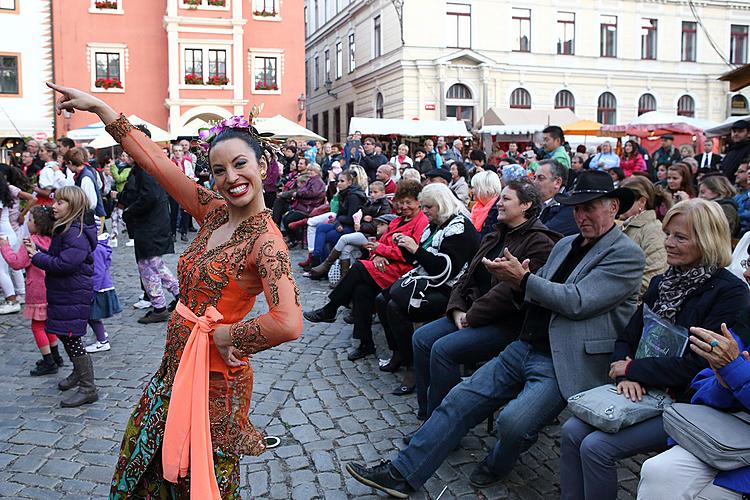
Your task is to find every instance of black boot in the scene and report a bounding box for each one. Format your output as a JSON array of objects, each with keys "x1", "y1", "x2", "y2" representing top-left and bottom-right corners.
[
  {"x1": 302, "y1": 255, "x2": 320, "y2": 272},
  {"x1": 57, "y1": 363, "x2": 79, "y2": 391},
  {"x1": 348, "y1": 343, "x2": 376, "y2": 361},
  {"x1": 61, "y1": 355, "x2": 98, "y2": 408},
  {"x1": 30, "y1": 356, "x2": 58, "y2": 376},
  {"x1": 308, "y1": 250, "x2": 341, "y2": 280}
]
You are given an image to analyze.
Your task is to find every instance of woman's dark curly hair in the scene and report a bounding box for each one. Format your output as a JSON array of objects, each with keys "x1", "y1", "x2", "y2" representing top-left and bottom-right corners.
[
  {"x1": 0, "y1": 172, "x2": 13, "y2": 207},
  {"x1": 394, "y1": 179, "x2": 423, "y2": 201},
  {"x1": 505, "y1": 178, "x2": 542, "y2": 220},
  {"x1": 208, "y1": 128, "x2": 272, "y2": 168}
]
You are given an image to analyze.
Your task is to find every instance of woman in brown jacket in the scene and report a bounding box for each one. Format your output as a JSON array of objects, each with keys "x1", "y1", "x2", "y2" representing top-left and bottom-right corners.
[
  {"x1": 619, "y1": 176, "x2": 668, "y2": 300},
  {"x1": 412, "y1": 179, "x2": 560, "y2": 421}
]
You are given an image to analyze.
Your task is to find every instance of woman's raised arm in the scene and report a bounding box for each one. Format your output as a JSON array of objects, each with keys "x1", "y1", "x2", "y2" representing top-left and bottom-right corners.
[{"x1": 47, "y1": 83, "x2": 221, "y2": 222}]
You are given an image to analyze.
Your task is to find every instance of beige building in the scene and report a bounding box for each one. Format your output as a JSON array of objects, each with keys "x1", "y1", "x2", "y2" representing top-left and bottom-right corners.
[{"x1": 304, "y1": 0, "x2": 750, "y2": 143}]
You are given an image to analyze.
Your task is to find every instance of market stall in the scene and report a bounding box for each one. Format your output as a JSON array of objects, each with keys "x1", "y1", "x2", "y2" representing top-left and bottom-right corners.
[{"x1": 601, "y1": 111, "x2": 718, "y2": 155}]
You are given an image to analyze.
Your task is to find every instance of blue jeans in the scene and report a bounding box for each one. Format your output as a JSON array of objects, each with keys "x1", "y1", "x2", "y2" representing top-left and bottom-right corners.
[
  {"x1": 413, "y1": 316, "x2": 515, "y2": 420},
  {"x1": 560, "y1": 415, "x2": 668, "y2": 500},
  {"x1": 313, "y1": 223, "x2": 352, "y2": 259},
  {"x1": 392, "y1": 340, "x2": 567, "y2": 490}
]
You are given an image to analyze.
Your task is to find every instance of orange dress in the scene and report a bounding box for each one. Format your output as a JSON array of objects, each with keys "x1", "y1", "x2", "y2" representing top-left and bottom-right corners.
[{"x1": 107, "y1": 116, "x2": 302, "y2": 499}]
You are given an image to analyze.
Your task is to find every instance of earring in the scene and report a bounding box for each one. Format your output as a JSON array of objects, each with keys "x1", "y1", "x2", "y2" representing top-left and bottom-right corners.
[{"x1": 260, "y1": 165, "x2": 267, "y2": 180}]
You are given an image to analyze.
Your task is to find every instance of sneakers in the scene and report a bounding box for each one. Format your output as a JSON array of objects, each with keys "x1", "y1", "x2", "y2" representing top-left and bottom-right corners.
[
  {"x1": 138, "y1": 309, "x2": 170, "y2": 324},
  {"x1": 133, "y1": 299, "x2": 152, "y2": 309},
  {"x1": 16, "y1": 294, "x2": 25, "y2": 305},
  {"x1": 346, "y1": 460, "x2": 412, "y2": 498},
  {"x1": 109, "y1": 236, "x2": 118, "y2": 248},
  {"x1": 85, "y1": 340, "x2": 111, "y2": 353},
  {"x1": 125, "y1": 239, "x2": 135, "y2": 247},
  {"x1": 0, "y1": 301, "x2": 21, "y2": 315}
]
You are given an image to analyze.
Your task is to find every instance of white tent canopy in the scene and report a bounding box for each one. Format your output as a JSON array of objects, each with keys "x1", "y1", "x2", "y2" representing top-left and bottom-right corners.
[
  {"x1": 66, "y1": 121, "x2": 105, "y2": 141},
  {"x1": 478, "y1": 124, "x2": 548, "y2": 135},
  {"x1": 89, "y1": 115, "x2": 171, "y2": 149},
  {"x1": 172, "y1": 118, "x2": 209, "y2": 139},
  {"x1": 254, "y1": 115, "x2": 325, "y2": 141},
  {"x1": 703, "y1": 114, "x2": 750, "y2": 138},
  {"x1": 626, "y1": 111, "x2": 718, "y2": 130},
  {"x1": 347, "y1": 117, "x2": 472, "y2": 137}
]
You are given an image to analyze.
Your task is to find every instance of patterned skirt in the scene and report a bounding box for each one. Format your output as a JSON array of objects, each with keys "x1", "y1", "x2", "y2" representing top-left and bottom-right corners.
[{"x1": 110, "y1": 376, "x2": 242, "y2": 499}]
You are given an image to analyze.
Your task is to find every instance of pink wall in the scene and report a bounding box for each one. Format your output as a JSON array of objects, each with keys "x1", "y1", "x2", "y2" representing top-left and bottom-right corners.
[{"x1": 53, "y1": 0, "x2": 169, "y2": 136}]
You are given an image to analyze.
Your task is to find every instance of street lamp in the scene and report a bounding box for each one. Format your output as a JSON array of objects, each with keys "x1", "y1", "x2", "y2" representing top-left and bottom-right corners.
[
  {"x1": 297, "y1": 93, "x2": 306, "y2": 111},
  {"x1": 324, "y1": 80, "x2": 337, "y2": 98}
]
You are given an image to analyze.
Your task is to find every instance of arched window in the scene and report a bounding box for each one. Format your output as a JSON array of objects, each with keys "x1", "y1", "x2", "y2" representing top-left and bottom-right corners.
[
  {"x1": 597, "y1": 92, "x2": 617, "y2": 124},
  {"x1": 375, "y1": 92, "x2": 384, "y2": 118},
  {"x1": 677, "y1": 94, "x2": 695, "y2": 117},
  {"x1": 638, "y1": 93, "x2": 656, "y2": 115},
  {"x1": 731, "y1": 94, "x2": 749, "y2": 116},
  {"x1": 446, "y1": 83, "x2": 472, "y2": 100},
  {"x1": 510, "y1": 88, "x2": 531, "y2": 109},
  {"x1": 554, "y1": 90, "x2": 575, "y2": 111}
]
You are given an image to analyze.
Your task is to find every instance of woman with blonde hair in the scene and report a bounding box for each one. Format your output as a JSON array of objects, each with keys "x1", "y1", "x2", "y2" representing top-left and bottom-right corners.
[
  {"x1": 561, "y1": 198, "x2": 750, "y2": 500},
  {"x1": 375, "y1": 183, "x2": 480, "y2": 395},
  {"x1": 619, "y1": 176, "x2": 668, "y2": 299},
  {"x1": 470, "y1": 170, "x2": 502, "y2": 236}
]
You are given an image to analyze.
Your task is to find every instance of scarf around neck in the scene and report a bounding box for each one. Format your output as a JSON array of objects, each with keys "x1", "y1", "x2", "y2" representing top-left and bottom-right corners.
[{"x1": 653, "y1": 265, "x2": 716, "y2": 322}]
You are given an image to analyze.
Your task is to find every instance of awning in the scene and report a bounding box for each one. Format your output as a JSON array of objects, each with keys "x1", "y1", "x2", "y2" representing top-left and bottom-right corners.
[
  {"x1": 601, "y1": 111, "x2": 718, "y2": 138},
  {"x1": 347, "y1": 117, "x2": 471, "y2": 137},
  {"x1": 0, "y1": 114, "x2": 54, "y2": 139},
  {"x1": 478, "y1": 107, "x2": 579, "y2": 128},
  {"x1": 66, "y1": 121, "x2": 105, "y2": 141},
  {"x1": 254, "y1": 115, "x2": 326, "y2": 142},
  {"x1": 89, "y1": 114, "x2": 171, "y2": 148},
  {"x1": 563, "y1": 119, "x2": 602, "y2": 136},
  {"x1": 719, "y1": 64, "x2": 750, "y2": 92},
  {"x1": 172, "y1": 118, "x2": 209, "y2": 139},
  {"x1": 478, "y1": 124, "x2": 547, "y2": 135},
  {"x1": 703, "y1": 114, "x2": 750, "y2": 138}
]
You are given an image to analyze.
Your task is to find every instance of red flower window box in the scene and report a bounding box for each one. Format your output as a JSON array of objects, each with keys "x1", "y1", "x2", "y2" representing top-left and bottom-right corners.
[
  {"x1": 95, "y1": 0, "x2": 118, "y2": 9},
  {"x1": 253, "y1": 10, "x2": 277, "y2": 17},
  {"x1": 255, "y1": 82, "x2": 278, "y2": 91},
  {"x1": 207, "y1": 0, "x2": 226, "y2": 6},
  {"x1": 95, "y1": 77, "x2": 123, "y2": 89},
  {"x1": 184, "y1": 0, "x2": 201, "y2": 8},
  {"x1": 185, "y1": 73, "x2": 204, "y2": 85},
  {"x1": 207, "y1": 75, "x2": 229, "y2": 86}
]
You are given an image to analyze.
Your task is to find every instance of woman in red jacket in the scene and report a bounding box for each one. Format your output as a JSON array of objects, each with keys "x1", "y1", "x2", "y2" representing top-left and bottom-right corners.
[
  {"x1": 304, "y1": 180, "x2": 429, "y2": 361},
  {"x1": 619, "y1": 140, "x2": 647, "y2": 177}
]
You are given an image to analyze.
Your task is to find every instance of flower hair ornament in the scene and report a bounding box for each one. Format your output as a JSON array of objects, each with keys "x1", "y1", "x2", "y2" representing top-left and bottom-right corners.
[{"x1": 196, "y1": 104, "x2": 282, "y2": 179}]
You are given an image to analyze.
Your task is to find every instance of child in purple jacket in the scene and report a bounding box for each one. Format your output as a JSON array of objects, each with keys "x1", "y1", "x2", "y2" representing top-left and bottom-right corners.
[
  {"x1": 26, "y1": 186, "x2": 99, "y2": 408},
  {"x1": 84, "y1": 232, "x2": 122, "y2": 353}
]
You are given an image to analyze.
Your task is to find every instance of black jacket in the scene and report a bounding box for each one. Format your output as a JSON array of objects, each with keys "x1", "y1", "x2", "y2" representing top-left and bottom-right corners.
[
  {"x1": 359, "y1": 152, "x2": 388, "y2": 182},
  {"x1": 359, "y1": 197, "x2": 392, "y2": 236},
  {"x1": 721, "y1": 139, "x2": 750, "y2": 182},
  {"x1": 613, "y1": 268, "x2": 749, "y2": 398},
  {"x1": 335, "y1": 185, "x2": 367, "y2": 229},
  {"x1": 539, "y1": 201, "x2": 578, "y2": 236},
  {"x1": 122, "y1": 165, "x2": 174, "y2": 260}
]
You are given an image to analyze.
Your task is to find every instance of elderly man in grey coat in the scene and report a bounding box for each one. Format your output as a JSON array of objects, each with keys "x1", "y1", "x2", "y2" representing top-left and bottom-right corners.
[{"x1": 346, "y1": 170, "x2": 646, "y2": 498}]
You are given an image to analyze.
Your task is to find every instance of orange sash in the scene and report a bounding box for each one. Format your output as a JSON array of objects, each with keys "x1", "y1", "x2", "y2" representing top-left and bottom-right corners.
[{"x1": 162, "y1": 301, "x2": 225, "y2": 499}]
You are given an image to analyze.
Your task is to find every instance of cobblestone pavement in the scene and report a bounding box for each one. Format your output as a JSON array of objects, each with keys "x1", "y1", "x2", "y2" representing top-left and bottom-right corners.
[{"x1": 0, "y1": 237, "x2": 644, "y2": 499}]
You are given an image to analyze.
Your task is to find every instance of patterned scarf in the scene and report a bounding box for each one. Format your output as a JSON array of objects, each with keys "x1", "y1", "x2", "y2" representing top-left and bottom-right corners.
[{"x1": 653, "y1": 265, "x2": 716, "y2": 322}]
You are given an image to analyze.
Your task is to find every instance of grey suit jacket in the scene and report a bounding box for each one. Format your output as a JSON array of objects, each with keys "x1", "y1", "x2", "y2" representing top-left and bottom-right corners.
[{"x1": 523, "y1": 225, "x2": 645, "y2": 398}]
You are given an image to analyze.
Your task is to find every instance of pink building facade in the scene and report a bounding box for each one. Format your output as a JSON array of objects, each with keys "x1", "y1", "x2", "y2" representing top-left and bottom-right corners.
[{"x1": 54, "y1": 0, "x2": 305, "y2": 137}]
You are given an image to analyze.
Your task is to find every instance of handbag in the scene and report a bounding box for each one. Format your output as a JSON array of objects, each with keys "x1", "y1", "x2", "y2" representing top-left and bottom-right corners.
[
  {"x1": 567, "y1": 384, "x2": 673, "y2": 433},
  {"x1": 663, "y1": 403, "x2": 750, "y2": 471},
  {"x1": 389, "y1": 254, "x2": 452, "y2": 314}
]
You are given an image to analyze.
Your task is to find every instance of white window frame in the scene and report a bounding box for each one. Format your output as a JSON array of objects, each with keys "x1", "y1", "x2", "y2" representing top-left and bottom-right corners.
[
  {"x1": 373, "y1": 15, "x2": 382, "y2": 58},
  {"x1": 179, "y1": 0, "x2": 230, "y2": 12},
  {"x1": 347, "y1": 32, "x2": 356, "y2": 73},
  {"x1": 89, "y1": 0, "x2": 124, "y2": 15},
  {"x1": 335, "y1": 40, "x2": 342, "y2": 80},
  {"x1": 179, "y1": 42, "x2": 233, "y2": 89},
  {"x1": 252, "y1": 0, "x2": 281, "y2": 21},
  {"x1": 249, "y1": 48, "x2": 284, "y2": 95},
  {"x1": 88, "y1": 43, "x2": 127, "y2": 93}
]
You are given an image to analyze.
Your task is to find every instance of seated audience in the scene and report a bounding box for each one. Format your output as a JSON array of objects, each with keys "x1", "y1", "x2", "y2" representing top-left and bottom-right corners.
[
  {"x1": 699, "y1": 174, "x2": 740, "y2": 237},
  {"x1": 425, "y1": 168, "x2": 451, "y2": 185},
  {"x1": 656, "y1": 162, "x2": 695, "y2": 219},
  {"x1": 413, "y1": 179, "x2": 559, "y2": 421},
  {"x1": 346, "y1": 170, "x2": 644, "y2": 497},
  {"x1": 638, "y1": 322, "x2": 750, "y2": 500},
  {"x1": 535, "y1": 159, "x2": 578, "y2": 236},
  {"x1": 389, "y1": 143, "x2": 413, "y2": 174},
  {"x1": 307, "y1": 180, "x2": 391, "y2": 279},
  {"x1": 735, "y1": 158, "x2": 750, "y2": 234},
  {"x1": 590, "y1": 141, "x2": 620, "y2": 171},
  {"x1": 619, "y1": 176, "x2": 668, "y2": 300},
  {"x1": 376, "y1": 164, "x2": 397, "y2": 197},
  {"x1": 400, "y1": 168, "x2": 422, "y2": 183},
  {"x1": 304, "y1": 181, "x2": 428, "y2": 361},
  {"x1": 620, "y1": 140, "x2": 647, "y2": 177},
  {"x1": 560, "y1": 198, "x2": 749, "y2": 500},
  {"x1": 469, "y1": 170, "x2": 503, "y2": 236},
  {"x1": 375, "y1": 183, "x2": 480, "y2": 395},
  {"x1": 281, "y1": 164, "x2": 327, "y2": 246}
]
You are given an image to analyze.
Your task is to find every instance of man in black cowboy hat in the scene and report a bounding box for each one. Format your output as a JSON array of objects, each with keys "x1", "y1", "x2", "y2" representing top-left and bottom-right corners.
[
  {"x1": 345, "y1": 170, "x2": 645, "y2": 497},
  {"x1": 720, "y1": 119, "x2": 750, "y2": 183}
]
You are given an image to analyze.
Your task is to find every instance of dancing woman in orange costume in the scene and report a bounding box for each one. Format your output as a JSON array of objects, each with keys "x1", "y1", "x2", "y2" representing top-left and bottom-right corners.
[{"x1": 47, "y1": 83, "x2": 303, "y2": 499}]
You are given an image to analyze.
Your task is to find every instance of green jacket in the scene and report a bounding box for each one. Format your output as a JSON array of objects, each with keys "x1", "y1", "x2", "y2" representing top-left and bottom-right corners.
[
  {"x1": 111, "y1": 164, "x2": 132, "y2": 193},
  {"x1": 547, "y1": 146, "x2": 571, "y2": 169}
]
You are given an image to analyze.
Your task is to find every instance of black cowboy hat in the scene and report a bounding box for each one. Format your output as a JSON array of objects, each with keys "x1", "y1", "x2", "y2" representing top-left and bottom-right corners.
[{"x1": 554, "y1": 170, "x2": 635, "y2": 215}]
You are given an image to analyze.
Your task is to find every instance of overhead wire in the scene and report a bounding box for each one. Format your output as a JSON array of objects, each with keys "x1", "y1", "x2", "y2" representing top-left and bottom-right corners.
[{"x1": 688, "y1": 0, "x2": 734, "y2": 68}]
